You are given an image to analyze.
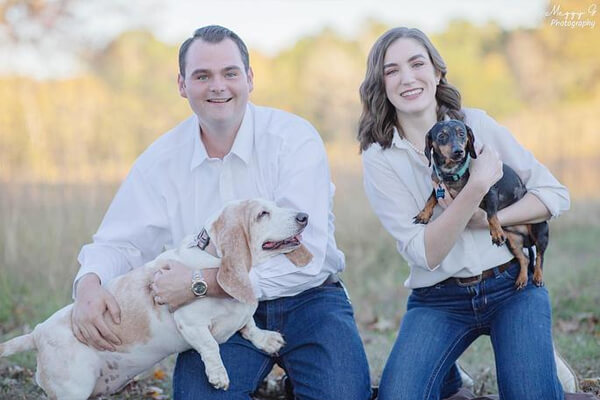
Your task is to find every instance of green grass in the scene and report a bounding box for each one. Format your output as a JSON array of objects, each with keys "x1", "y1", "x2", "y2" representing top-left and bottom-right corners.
[{"x1": 1, "y1": 178, "x2": 599, "y2": 398}]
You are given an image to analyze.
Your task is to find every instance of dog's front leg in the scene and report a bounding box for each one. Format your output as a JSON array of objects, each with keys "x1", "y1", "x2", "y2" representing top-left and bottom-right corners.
[
  {"x1": 239, "y1": 318, "x2": 285, "y2": 355},
  {"x1": 414, "y1": 190, "x2": 438, "y2": 224},
  {"x1": 480, "y1": 189, "x2": 506, "y2": 246},
  {"x1": 174, "y1": 316, "x2": 230, "y2": 390}
]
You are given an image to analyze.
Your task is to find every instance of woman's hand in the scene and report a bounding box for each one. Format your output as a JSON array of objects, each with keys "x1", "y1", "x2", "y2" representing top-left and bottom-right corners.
[{"x1": 467, "y1": 144, "x2": 503, "y2": 195}]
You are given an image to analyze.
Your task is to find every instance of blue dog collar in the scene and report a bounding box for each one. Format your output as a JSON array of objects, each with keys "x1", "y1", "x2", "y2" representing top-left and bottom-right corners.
[{"x1": 434, "y1": 154, "x2": 471, "y2": 182}]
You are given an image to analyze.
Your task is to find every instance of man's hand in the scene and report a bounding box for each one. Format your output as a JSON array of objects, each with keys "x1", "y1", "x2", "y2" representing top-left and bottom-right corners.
[
  {"x1": 151, "y1": 260, "x2": 227, "y2": 312},
  {"x1": 71, "y1": 273, "x2": 122, "y2": 352},
  {"x1": 151, "y1": 261, "x2": 195, "y2": 312}
]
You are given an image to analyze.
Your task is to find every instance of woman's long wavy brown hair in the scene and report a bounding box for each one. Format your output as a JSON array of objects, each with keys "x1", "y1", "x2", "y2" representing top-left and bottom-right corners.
[{"x1": 358, "y1": 27, "x2": 464, "y2": 152}]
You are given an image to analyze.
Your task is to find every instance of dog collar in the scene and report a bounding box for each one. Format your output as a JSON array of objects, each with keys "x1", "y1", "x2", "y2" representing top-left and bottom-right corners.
[
  {"x1": 193, "y1": 228, "x2": 210, "y2": 250},
  {"x1": 433, "y1": 154, "x2": 471, "y2": 182}
]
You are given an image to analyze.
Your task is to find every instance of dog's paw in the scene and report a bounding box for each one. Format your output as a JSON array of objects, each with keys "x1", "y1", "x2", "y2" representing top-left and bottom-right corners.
[
  {"x1": 255, "y1": 331, "x2": 285, "y2": 355},
  {"x1": 207, "y1": 365, "x2": 230, "y2": 390},
  {"x1": 490, "y1": 231, "x2": 506, "y2": 246},
  {"x1": 533, "y1": 272, "x2": 544, "y2": 287},
  {"x1": 514, "y1": 276, "x2": 528, "y2": 290},
  {"x1": 490, "y1": 225, "x2": 506, "y2": 246},
  {"x1": 413, "y1": 213, "x2": 431, "y2": 225}
]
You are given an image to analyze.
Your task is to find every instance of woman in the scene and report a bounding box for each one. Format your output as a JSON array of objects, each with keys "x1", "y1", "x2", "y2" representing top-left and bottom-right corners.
[{"x1": 359, "y1": 27, "x2": 570, "y2": 400}]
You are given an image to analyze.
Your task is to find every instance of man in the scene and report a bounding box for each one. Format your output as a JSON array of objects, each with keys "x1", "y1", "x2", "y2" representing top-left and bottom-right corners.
[{"x1": 71, "y1": 25, "x2": 372, "y2": 400}]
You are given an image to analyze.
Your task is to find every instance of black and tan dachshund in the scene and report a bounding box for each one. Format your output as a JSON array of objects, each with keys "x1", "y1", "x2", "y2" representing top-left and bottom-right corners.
[{"x1": 413, "y1": 119, "x2": 548, "y2": 289}]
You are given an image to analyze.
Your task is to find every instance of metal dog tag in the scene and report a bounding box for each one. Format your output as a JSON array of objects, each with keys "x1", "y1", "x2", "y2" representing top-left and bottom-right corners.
[
  {"x1": 187, "y1": 228, "x2": 210, "y2": 250},
  {"x1": 436, "y1": 185, "x2": 446, "y2": 199}
]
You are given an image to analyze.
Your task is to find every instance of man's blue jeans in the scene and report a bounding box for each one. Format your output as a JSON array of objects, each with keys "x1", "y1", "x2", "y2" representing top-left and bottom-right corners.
[
  {"x1": 378, "y1": 259, "x2": 564, "y2": 400},
  {"x1": 173, "y1": 281, "x2": 372, "y2": 400}
]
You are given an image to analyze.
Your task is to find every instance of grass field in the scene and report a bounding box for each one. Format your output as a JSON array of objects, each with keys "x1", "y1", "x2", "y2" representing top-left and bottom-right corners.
[{"x1": 1, "y1": 166, "x2": 599, "y2": 398}]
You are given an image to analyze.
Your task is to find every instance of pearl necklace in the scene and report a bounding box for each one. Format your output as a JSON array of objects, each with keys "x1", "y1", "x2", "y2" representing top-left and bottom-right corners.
[{"x1": 403, "y1": 137, "x2": 425, "y2": 156}]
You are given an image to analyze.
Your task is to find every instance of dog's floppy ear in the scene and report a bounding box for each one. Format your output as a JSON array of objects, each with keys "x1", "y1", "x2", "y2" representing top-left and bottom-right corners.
[
  {"x1": 424, "y1": 129, "x2": 434, "y2": 166},
  {"x1": 211, "y1": 209, "x2": 256, "y2": 304},
  {"x1": 466, "y1": 124, "x2": 477, "y2": 159},
  {"x1": 285, "y1": 244, "x2": 313, "y2": 267}
]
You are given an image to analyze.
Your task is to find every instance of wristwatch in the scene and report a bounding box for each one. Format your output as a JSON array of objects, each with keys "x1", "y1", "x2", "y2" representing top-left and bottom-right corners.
[{"x1": 191, "y1": 270, "x2": 208, "y2": 297}]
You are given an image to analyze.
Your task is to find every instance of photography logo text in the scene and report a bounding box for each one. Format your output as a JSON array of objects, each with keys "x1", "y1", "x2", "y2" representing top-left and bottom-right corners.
[{"x1": 546, "y1": 3, "x2": 597, "y2": 28}]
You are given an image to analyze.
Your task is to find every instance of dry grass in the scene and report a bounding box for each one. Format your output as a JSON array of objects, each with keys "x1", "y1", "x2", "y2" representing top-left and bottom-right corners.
[{"x1": 1, "y1": 162, "x2": 599, "y2": 398}]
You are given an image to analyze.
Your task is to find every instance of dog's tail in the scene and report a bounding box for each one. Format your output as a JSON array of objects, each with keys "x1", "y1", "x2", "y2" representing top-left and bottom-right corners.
[{"x1": 0, "y1": 333, "x2": 36, "y2": 357}]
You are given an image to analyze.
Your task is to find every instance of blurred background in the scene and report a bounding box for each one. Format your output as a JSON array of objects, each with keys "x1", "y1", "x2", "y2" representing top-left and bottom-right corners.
[{"x1": 1, "y1": 0, "x2": 599, "y2": 398}]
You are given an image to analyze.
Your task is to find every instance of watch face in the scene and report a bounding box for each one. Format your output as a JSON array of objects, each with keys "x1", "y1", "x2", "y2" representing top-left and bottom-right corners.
[{"x1": 192, "y1": 281, "x2": 208, "y2": 297}]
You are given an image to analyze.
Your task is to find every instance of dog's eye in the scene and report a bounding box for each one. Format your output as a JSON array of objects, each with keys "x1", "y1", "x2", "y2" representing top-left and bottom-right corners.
[
  {"x1": 438, "y1": 133, "x2": 448, "y2": 142},
  {"x1": 457, "y1": 130, "x2": 466, "y2": 138},
  {"x1": 257, "y1": 210, "x2": 270, "y2": 220}
]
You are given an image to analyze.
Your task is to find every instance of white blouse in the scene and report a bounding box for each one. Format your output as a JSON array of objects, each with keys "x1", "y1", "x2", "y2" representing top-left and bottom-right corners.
[{"x1": 362, "y1": 108, "x2": 570, "y2": 289}]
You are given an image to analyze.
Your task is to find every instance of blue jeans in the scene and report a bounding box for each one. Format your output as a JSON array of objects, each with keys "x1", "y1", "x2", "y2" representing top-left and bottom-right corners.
[
  {"x1": 173, "y1": 281, "x2": 372, "y2": 400},
  {"x1": 378, "y1": 259, "x2": 564, "y2": 400}
]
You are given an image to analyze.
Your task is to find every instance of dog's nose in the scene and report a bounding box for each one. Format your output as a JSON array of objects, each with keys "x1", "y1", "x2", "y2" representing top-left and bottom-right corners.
[
  {"x1": 295, "y1": 212, "x2": 308, "y2": 226},
  {"x1": 452, "y1": 149, "x2": 464, "y2": 158}
]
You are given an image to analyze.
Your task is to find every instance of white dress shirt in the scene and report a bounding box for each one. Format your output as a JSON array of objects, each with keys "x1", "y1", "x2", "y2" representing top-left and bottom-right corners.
[
  {"x1": 362, "y1": 108, "x2": 570, "y2": 289},
  {"x1": 75, "y1": 103, "x2": 345, "y2": 300}
]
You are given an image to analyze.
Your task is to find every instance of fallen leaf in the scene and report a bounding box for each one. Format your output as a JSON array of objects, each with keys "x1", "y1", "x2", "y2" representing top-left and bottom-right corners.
[{"x1": 153, "y1": 368, "x2": 166, "y2": 380}]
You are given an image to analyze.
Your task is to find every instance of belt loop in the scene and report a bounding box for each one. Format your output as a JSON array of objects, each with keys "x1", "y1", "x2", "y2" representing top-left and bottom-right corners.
[{"x1": 493, "y1": 264, "x2": 503, "y2": 278}]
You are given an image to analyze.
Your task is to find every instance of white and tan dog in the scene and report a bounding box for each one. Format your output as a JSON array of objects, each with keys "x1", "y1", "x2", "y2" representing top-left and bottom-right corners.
[{"x1": 0, "y1": 199, "x2": 313, "y2": 400}]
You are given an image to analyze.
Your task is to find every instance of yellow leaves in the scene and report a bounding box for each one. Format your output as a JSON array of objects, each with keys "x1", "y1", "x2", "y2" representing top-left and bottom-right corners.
[
  {"x1": 1, "y1": 22, "x2": 599, "y2": 186},
  {"x1": 153, "y1": 368, "x2": 166, "y2": 381}
]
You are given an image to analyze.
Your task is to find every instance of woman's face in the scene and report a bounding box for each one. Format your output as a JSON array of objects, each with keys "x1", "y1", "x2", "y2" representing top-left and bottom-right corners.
[{"x1": 383, "y1": 37, "x2": 441, "y2": 120}]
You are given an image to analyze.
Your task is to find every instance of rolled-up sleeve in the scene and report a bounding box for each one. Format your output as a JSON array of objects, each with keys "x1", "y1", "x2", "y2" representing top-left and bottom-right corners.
[
  {"x1": 471, "y1": 110, "x2": 570, "y2": 218},
  {"x1": 362, "y1": 145, "x2": 433, "y2": 270},
  {"x1": 74, "y1": 165, "x2": 171, "y2": 296}
]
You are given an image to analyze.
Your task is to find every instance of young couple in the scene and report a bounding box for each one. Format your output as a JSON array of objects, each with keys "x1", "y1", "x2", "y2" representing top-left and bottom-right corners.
[{"x1": 71, "y1": 25, "x2": 572, "y2": 400}]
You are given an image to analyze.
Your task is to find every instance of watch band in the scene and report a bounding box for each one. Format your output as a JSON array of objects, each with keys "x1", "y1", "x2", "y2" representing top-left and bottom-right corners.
[
  {"x1": 192, "y1": 270, "x2": 203, "y2": 281},
  {"x1": 191, "y1": 270, "x2": 208, "y2": 297}
]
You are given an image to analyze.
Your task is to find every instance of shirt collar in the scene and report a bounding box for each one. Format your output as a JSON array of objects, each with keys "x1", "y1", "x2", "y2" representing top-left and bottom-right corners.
[
  {"x1": 391, "y1": 126, "x2": 409, "y2": 150},
  {"x1": 190, "y1": 117, "x2": 208, "y2": 170},
  {"x1": 229, "y1": 103, "x2": 254, "y2": 165},
  {"x1": 189, "y1": 103, "x2": 254, "y2": 170}
]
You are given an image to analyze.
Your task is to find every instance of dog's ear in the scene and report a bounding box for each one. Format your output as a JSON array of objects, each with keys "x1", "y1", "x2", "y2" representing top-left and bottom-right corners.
[
  {"x1": 466, "y1": 124, "x2": 477, "y2": 159},
  {"x1": 424, "y1": 129, "x2": 434, "y2": 166},
  {"x1": 285, "y1": 244, "x2": 313, "y2": 267},
  {"x1": 212, "y1": 209, "x2": 256, "y2": 304}
]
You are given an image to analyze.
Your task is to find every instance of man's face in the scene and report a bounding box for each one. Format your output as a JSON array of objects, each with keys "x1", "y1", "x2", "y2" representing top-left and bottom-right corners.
[{"x1": 178, "y1": 38, "x2": 253, "y2": 132}]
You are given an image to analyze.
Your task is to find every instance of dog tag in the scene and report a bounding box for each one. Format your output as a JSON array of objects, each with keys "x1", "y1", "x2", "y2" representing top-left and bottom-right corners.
[
  {"x1": 436, "y1": 185, "x2": 445, "y2": 199},
  {"x1": 187, "y1": 228, "x2": 210, "y2": 250}
]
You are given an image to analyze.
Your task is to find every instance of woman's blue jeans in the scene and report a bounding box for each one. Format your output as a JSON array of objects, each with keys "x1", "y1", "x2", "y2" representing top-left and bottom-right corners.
[
  {"x1": 173, "y1": 281, "x2": 372, "y2": 400},
  {"x1": 378, "y1": 259, "x2": 564, "y2": 400}
]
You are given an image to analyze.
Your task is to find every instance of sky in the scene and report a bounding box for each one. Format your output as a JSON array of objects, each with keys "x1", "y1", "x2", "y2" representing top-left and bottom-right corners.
[
  {"x1": 151, "y1": 0, "x2": 549, "y2": 53},
  {"x1": 1, "y1": 0, "x2": 551, "y2": 78}
]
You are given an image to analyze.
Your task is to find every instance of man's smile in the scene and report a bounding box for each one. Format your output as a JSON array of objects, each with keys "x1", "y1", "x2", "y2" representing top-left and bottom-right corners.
[{"x1": 207, "y1": 98, "x2": 232, "y2": 103}]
